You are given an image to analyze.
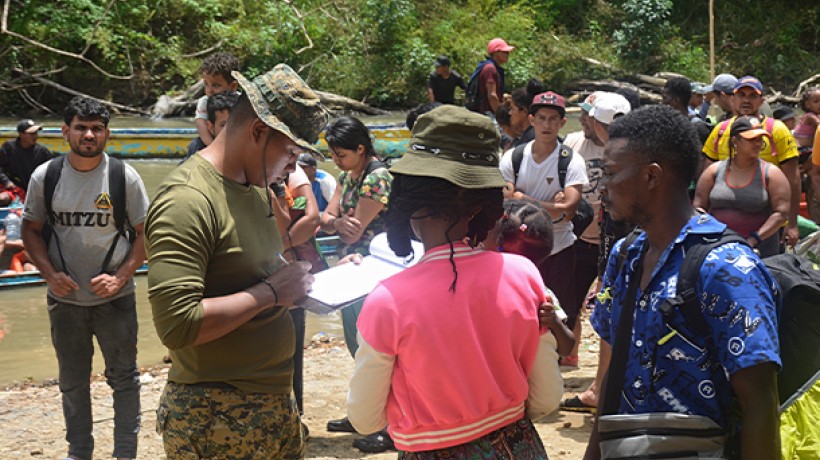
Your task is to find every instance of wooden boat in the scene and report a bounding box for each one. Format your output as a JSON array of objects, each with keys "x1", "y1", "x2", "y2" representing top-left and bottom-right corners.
[
  {"x1": 0, "y1": 264, "x2": 149, "y2": 289},
  {"x1": 0, "y1": 235, "x2": 342, "y2": 289},
  {"x1": 0, "y1": 124, "x2": 411, "y2": 159}
]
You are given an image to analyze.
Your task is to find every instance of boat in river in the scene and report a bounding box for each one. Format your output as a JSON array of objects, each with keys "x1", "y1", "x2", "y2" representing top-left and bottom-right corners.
[
  {"x1": 0, "y1": 124, "x2": 411, "y2": 159},
  {"x1": 0, "y1": 234, "x2": 341, "y2": 289}
]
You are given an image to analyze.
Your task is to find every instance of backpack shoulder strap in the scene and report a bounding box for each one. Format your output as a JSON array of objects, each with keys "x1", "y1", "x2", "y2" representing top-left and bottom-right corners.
[
  {"x1": 44, "y1": 155, "x2": 66, "y2": 224},
  {"x1": 107, "y1": 156, "x2": 127, "y2": 236},
  {"x1": 511, "y1": 143, "x2": 526, "y2": 186},
  {"x1": 614, "y1": 228, "x2": 643, "y2": 275},
  {"x1": 763, "y1": 117, "x2": 777, "y2": 157},
  {"x1": 667, "y1": 229, "x2": 749, "y2": 337},
  {"x1": 557, "y1": 144, "x2": 573, "y2": 189},
  {"x1": 713, "y1": 119, "x2": 733, "y2": 154}
]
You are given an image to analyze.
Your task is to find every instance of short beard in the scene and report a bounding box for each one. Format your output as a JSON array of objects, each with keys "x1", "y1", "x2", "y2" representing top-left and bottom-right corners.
[{"x1": 72, "y1": 143, "x2": 104, "y2": 158}]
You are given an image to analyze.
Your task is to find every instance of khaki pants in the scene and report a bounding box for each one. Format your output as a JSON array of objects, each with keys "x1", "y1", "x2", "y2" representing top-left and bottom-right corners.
[{"x1": 157, "y1": 382, "x2": 304, "y2": 459}]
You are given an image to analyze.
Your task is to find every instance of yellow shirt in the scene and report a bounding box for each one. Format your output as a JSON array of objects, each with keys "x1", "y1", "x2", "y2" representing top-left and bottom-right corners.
[
  {"x1": 813, "y1": 127, "x2": 820, "y2": 166},
  {"x1": 702, "y1": 115, "x2": 799, "y2": 166}
]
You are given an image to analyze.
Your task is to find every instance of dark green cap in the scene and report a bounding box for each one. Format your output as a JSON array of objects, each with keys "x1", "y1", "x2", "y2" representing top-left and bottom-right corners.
[
  {"x1": 232, "y1": 64, "x2": 328, "y2": 160},
  {"x1": 390, "y1": 105, "x2": 505, "y2": 189}
]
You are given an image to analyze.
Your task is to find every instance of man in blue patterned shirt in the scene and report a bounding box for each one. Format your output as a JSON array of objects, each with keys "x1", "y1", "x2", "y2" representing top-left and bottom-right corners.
[{"x1": 584, "y1": 105, "x2": 781, "y2": 460}]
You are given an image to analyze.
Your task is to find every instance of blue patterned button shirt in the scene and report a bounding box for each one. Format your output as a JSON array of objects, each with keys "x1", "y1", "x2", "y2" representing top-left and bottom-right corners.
[{"x1": 591, "y1": 214, "x2": 780, "y2": 428}]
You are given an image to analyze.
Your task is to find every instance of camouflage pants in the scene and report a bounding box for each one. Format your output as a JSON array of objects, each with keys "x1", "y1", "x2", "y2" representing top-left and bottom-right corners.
[{"x1": 157, "y1": 382, "x2": 304, "y2": 459}]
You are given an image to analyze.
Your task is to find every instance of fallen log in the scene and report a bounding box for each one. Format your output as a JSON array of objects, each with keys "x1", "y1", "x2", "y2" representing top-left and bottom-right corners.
[
  {"x1": 568, "y1": 79, "x2": 662, "y2": 104},
  {"x1": 151, "y1": 81, "x2": 203, "y2": 118},
  {"x1": 315, "y1": 91, "x2": 389, "y2": 115}
]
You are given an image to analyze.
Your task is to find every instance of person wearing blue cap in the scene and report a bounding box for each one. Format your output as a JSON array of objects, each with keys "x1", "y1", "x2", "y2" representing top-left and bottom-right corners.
[
  {"x1": 702, "y1": 75, "x2": 801, "y2": 247},
  {"x1": 701, "y1": 73, "x2": 738, "y2": 122}
]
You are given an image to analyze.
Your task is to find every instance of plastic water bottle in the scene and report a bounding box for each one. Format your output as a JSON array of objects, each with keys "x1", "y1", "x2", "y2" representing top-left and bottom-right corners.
[{"x1": 5, "y1": 210, "x2": 21, "y2": 240}]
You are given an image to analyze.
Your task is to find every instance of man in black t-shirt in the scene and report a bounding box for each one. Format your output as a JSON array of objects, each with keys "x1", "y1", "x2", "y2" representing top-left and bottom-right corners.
[
  {"x1": 0, "y1": 119, "x2": 55, "y2": 204},
  {"x1": 427, "y1": 55, "x2": 466, "y2": 105}
]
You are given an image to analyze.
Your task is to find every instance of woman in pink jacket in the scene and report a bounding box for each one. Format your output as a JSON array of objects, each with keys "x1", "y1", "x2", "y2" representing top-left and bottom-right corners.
[{"x1": 347, "y1": 105, "x2": 562, "y2": 459}]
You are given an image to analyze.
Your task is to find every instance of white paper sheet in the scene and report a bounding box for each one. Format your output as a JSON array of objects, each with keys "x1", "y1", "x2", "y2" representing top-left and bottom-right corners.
[{"x1": 299, "y1": 233, "x2": 423, "y2": 315}]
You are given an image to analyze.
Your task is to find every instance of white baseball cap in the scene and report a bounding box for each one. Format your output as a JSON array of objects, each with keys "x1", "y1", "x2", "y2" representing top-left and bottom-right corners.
[{"x1": 589, "y1": 92, "x2": 631, "y2": 125}]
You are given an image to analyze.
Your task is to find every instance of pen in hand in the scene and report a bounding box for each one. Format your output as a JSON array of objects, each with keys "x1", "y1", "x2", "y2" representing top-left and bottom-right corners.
[{"x1": 276, "y1": 252, "x2": 290, "y2": 266}]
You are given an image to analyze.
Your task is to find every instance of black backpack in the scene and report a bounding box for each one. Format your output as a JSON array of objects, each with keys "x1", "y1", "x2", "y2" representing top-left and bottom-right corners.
[
  {"x1": 511, "y1": 143, "x2": 594, "y2": 237},
  {"x1": 464, "y1": 61, "x2": 491, "y2": 112},
  {"x1": 43, "y1": 155, "x2": 134, "y2": 274},
  {"x1": 615, "y1": 228, "x2": 820, "y2": 406}
]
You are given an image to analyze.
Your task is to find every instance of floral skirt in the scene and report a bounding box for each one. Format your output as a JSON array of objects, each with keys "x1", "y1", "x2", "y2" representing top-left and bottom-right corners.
[{"x1": 398, "y1": 417, "x2": 548, "y2": 460}]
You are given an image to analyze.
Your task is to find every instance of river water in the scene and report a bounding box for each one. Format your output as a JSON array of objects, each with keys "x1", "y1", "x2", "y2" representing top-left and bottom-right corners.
[{"x1": 0, "y1": 114, "x2": 582, "y2": 386}]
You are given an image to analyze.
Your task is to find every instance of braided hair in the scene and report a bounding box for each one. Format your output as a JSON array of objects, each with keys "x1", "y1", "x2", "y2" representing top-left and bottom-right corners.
[
  {"x1": 497, "y1": 199, "x2": 554, "y2": 265},
  {"x1": 386, "y1": 174, "x2": 503, "y2": 291}
]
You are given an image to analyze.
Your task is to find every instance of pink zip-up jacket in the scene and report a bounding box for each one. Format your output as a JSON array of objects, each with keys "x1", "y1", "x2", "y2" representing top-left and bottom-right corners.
[{"x1": 348, "y1": 243, "x2": 562, "y2": 452}]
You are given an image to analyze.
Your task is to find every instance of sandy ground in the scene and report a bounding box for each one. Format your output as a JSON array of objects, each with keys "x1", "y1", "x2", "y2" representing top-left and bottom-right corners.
[{"x1": 0, "y1": 320, "x2": 599, "y2": 459}]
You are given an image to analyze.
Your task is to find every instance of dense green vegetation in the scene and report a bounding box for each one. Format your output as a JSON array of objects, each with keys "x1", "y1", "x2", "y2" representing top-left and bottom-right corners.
[{"x1": 0, "y1": 0, "x2": 816, "y2": 115}]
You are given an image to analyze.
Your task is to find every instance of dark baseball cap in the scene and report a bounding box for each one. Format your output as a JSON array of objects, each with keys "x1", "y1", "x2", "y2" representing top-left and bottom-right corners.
[
  {"x1": 730, "y1": 116, "x2": 770, "y2": 140},
  {"x1": 17, "y1": 119, "x2": 41, "y2": 133},
  {"x1": 434, "y1": 55, "x2": 450, "y2": 67},
  {"x1": 297, "y1": 152, "x2": 317, "y2": 167}
]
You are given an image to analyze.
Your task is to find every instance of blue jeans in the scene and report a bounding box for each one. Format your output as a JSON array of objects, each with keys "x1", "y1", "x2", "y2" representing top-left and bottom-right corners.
[{"x1": 48, "y1": 294, "x2": 141, "y2": 460}]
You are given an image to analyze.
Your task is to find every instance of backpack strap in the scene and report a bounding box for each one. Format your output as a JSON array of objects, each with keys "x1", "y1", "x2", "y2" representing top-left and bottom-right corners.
[
  {"x1": 713, "y1": 119, "x2": 733, "y2": 154},
  {"x1": 556, "y1": 143, "x2": 574, "y2": 189},
  {"x1": 44, "y1": 155, "x2": 66, "y2": 225},
  {"x1": 614, "y1": 228, "x2": 643, "y2": 275},
  {"x1": 98, "y1": 157, "x2": 131, "y2": 274},
  {"x1": 763, "y1": 117, "x2": 777, "y2": 157},
  {"x1": 511, "y1": 143, "x2": 526, "y2": 186},
  {"x1": 108, "y1": 157, "x2": 128, "y2": 238},
  {"x1": 660, "y1": 229, "x2": 749, "y2": 339},
  {"x1": 602, "y1": 231, "x2": 649, "y2": 415}
]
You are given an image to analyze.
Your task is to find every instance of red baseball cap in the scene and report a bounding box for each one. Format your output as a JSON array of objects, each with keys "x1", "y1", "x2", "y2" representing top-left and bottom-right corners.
[
  {"x1": 487, "y1": 38, "x2": 515, "y2": 55},
  {"x1": 530, "y1": 91, "x2": 566, "y2": 117}
]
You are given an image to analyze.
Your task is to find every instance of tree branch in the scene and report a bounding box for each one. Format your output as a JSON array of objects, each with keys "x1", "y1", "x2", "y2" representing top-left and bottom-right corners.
[
  {"x1": 180, "y1": 40, "x2": 225, "y2": 59},
  {"x1": 13, "y1": 68, "x2": 149, "y2": 115},
  {"x1": 1, "y1": 0, "x2": 133, "y2": 80},
  {"x1": 80, "y1": 0, "x2": 118, "y2": 56},
  {"x1": 283, "y1": 0, "x2": 314, "y2": 55},
  {"x1": 18, "y1": 89, "x2": 55, "y2": 115},
  {"x1": 794, "y1": 74, "x2": 820, "y2": 99}
]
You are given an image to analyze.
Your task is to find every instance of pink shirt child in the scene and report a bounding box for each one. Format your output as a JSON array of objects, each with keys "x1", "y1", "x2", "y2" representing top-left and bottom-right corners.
[{"x1": 348, "y1": 242, "x2": 562, "y2": 452}]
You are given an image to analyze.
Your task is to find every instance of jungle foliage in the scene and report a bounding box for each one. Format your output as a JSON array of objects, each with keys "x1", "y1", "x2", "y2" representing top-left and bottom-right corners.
[{"x1": 0, "y1": 0, "x2": 817, "y2": 114}]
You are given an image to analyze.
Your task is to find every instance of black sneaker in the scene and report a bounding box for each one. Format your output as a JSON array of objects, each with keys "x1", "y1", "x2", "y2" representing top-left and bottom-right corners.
[
  {"x1": 326, "y1": 416, "x2": 357, "y2": 433},
  {"x1": 353, "y1": 430, "x2": 395, "y2": 453}
]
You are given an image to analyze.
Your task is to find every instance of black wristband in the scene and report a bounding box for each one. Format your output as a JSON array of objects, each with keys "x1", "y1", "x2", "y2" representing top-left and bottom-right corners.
[
  {"x1": 749, "y1": 231, "x2": 763, "y2": 245},
  {"x1": 261, "y1": 279, "x2": 279, "y2": 305}
]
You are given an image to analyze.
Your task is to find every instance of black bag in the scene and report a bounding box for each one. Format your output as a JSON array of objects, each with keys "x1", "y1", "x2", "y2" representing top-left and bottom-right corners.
[
  {"x1": 464, "y1": 60, "x2": 490, "y2": 112},
  {"x1": 511, "y1": 143, "x2": 594, "y2": 237},
  {"x1": 762, "y1": 253, "x2": 820, "y2": 403}
]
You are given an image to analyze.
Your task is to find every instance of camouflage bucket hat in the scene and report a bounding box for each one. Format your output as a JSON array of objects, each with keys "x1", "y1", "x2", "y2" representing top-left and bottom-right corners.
[
  {"x1": 390, "y1": 105, "x2": 506, "y2": 189},
  {"x1": 232, "y1": 64, "x2": 328, "y2": 160}
]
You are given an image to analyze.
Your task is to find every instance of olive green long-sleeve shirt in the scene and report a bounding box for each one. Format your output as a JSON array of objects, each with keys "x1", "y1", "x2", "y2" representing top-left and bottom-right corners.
[{"x1": 145, "y1": 155, "x2": 293, "y2": 394}]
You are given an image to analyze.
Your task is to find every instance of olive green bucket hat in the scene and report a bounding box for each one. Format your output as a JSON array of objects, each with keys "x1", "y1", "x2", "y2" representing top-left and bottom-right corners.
[
  {"x1": 232, "y1": 64, "x2": 328, "y2": 160},
  {"x1": 390, "y1": 105, "x2": 506, "y2": 189}
]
